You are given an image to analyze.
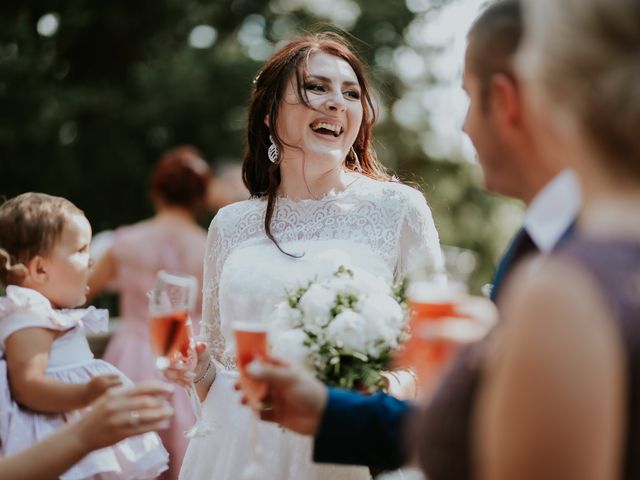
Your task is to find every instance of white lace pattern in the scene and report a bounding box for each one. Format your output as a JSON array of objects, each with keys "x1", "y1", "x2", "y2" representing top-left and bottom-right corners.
[{"x1": 200, "y1": 175, "x2": 443, "y2": 370}]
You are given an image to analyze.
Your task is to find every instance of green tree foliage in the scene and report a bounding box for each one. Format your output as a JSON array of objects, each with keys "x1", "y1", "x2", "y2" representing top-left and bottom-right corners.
[{"x1": 0, "y1": 0, "x2": 521, "y2": 291}]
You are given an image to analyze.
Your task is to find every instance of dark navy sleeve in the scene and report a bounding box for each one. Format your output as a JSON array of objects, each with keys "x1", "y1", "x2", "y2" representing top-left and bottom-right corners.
[{"x1": 313, "y1": 388, "x2": 415, "y2": 470}]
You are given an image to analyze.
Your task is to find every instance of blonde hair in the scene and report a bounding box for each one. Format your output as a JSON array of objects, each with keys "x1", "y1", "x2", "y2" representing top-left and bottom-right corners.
[
  {"x1": 0, "y1": 193, "x2": 84, "y2": 287},
  {"x1": 520, "y1": 0, "x2": 640, "y2": 177}
]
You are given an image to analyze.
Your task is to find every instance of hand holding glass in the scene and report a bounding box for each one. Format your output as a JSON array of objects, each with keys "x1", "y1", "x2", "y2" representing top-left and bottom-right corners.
[
  {"x1": 398, "y1": 251, "x2": 492, "y2": 394},
  {"x1": 148, "y1": 270, "x2": 214, "y2": 438}
]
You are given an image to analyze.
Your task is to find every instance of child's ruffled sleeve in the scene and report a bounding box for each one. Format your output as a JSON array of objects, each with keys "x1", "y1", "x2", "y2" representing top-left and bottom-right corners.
[{"x1": 0, "y1": 286, "x2": 107, "y2": 350}]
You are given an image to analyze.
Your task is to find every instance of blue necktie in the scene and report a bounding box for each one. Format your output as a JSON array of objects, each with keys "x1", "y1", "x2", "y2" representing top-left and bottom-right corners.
[{"x1": 490, "y1": 228, "x2": 537, "y2": 302}]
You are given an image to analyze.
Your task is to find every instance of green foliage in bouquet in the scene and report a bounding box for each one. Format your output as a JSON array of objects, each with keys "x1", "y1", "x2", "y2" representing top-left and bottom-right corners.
[
  {"x1": 312, "y1": 335, "x2": 395, "y2": 393},
  {"x1": 272, "y1": 265, "x2": 408, "y2": 394}
]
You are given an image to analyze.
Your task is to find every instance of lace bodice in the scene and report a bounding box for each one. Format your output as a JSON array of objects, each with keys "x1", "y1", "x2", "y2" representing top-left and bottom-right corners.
[{"x1": 201, "y1": 175, "x2": 442, "y2": 369}]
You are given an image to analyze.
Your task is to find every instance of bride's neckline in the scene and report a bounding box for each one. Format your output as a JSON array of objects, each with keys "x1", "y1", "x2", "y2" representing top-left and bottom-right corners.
[{"x1": 273, "y1": 173, "x2": 367, "y2": 203}]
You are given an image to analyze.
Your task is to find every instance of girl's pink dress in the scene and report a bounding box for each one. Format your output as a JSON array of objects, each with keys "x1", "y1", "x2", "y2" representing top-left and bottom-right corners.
[
  {"x1": 103, "y1": 222, "x2": 206, "y2": 480},
  {"x1": 0, "y1": 286, "x2": 169, "y2": 479}
]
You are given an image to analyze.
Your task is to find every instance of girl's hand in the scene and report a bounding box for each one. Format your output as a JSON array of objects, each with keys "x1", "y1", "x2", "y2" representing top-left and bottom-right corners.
[
  {"x1": 75, "y1": 381, "x2": 174, "y2": 451},
  {"x1": 163, "y1": 341, "x2": 210, "y2": 388},
  {"x1": 83, "y1": 375, "x2": 123, "y2": 406}
]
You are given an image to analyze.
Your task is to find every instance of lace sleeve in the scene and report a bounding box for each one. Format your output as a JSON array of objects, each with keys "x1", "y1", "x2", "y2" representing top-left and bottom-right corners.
[
  {"x1": 200, "y1": 217, "x2": 228, "y2": 366},
  {"x1": 199, "y1": 199, "x2": 265, "y2": 370},
  {"x1": 395, "y1": 187, "x2": 443, "y2": 279}
]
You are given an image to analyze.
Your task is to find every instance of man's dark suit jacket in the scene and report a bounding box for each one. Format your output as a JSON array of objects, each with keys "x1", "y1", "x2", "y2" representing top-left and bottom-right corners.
[{"x1": 313, "y1": 388, "x2": 413, "y2": 470}]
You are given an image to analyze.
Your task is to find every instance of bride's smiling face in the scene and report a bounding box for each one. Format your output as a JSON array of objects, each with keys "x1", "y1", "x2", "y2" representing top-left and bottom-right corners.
[{"x1": 274, "y1": 51, "x2": 364, "y2": 169}]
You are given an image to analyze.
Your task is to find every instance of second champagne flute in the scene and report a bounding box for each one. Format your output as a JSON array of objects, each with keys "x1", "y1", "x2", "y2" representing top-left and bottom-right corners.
[
  {"x1": 232, "y1": 321, "x2": 270, "y2": 480},
  {"x1": 397, "y1": 263, "x2": 468, "y2": 393},
  {"x1": 399, "y1": 261, "x2": 492, "y2": 394}
]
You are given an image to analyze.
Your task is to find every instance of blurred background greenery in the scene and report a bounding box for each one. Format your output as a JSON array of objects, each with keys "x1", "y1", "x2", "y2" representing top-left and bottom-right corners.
[{"x1": 0, "y1": 0, "x2": 523, "y2": 294}]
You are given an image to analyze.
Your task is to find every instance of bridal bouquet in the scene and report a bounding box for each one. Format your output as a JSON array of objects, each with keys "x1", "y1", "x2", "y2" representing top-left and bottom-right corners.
[{"x1": 269, "y1": 266, "x2": 408, "y2": 393}]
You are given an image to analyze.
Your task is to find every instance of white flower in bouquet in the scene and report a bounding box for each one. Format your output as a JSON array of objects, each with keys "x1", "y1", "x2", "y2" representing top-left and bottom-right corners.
[
  {"x1": 348, "y1": 267, "x2": 393, "y2": 297},
  {"x1": 359, "y1": 294, "x2": 405, "y2": 330},
  {"x1": 298, "y1": 283, "x2": 335, "y2": 330},
  {"x1": 270, "y1": 301, "x2": 302, "y2": 331},
  {"x1": 325, "y1": 310, "x2": 368, "y2": 353},
  {"x1": 270, "y1": 328, "x2": 312, "y2": 367},
  {"x1": 269, "y1": 265, "x2": 408, "y2": 392}
]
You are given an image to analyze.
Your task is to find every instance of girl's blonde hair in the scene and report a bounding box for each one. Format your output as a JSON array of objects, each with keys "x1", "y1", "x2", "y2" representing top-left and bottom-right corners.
[
  {"x1": 0, "y1": 193, "x2": 84, "y2": 287},
  {"x1": 520, "y1": 0, "x2": 640, "y2": 177}
]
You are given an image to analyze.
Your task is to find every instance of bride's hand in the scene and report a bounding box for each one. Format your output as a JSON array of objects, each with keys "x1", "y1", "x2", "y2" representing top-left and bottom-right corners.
[{"x1": 163, "y1": 341, "x2": 210, "y2": 388}]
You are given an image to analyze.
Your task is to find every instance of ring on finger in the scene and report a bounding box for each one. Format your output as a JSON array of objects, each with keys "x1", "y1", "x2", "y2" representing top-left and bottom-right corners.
[{"x1": 128, "y1": 410, "x2": 141, "y2": 426}]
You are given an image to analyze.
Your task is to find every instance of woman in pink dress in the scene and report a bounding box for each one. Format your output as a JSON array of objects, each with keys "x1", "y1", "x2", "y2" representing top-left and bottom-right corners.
[{"x1": 89, "y1": 145, "x2": 211, "y2": 480}]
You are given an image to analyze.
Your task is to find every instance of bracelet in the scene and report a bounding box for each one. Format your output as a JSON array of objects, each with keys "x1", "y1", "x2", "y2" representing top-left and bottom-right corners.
[{"x1": 193, "y1": 358, "x2": 215, "y2": 384}]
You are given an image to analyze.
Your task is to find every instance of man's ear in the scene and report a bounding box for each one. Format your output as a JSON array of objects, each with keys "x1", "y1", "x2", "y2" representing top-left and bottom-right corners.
[{"x1": 489, "y1": 73, "x2": 522, "y2": 129}]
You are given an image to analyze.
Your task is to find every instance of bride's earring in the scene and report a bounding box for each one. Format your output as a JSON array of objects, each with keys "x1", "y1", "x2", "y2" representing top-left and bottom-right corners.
[
  {"x1": 268, "y1": 135, "x2": 279, "y2": 164},
  {"x1": 350, "y1": 146, "x2": 362, "y2": 172}
]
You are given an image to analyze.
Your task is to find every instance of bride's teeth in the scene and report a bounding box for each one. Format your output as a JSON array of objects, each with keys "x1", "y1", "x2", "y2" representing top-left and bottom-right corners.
[{"x1": 311, "y1": 122, "x2": 342, "y2": 135}]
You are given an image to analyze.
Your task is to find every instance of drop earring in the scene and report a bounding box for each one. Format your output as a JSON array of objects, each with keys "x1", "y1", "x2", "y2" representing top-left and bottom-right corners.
[
  {"x1": 350, "y1": 146, "x2": 362, "y2": 172},
  {"x1": 268, "y1": 135, "x2": 279, "y2": 164}
]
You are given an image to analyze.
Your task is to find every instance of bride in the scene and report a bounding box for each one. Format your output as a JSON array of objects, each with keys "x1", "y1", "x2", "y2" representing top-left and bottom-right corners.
[{"x1": 177, "y1": 32, "x2": 442, "y2": 479}]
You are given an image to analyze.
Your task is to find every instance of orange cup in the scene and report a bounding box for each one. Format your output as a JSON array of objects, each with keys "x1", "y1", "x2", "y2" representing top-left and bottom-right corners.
[{"x1": 232, "y1": 322, "x2": 269, "y2": 406}]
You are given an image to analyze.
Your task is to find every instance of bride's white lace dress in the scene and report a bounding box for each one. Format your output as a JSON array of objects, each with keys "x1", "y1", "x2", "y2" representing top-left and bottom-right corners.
[{"x1": 179, "y1": 175, "x2": 442, "y2": 480}]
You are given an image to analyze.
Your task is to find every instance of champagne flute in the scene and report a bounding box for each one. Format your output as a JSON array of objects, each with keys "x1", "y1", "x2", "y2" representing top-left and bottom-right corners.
[
  {"x1": 148, "y1": 270, "x2": 214, "y2": 438},
  {"x1": 398, "y1": 251, "x2": 485, "y2": 394},
  {"x1": 404, "y1": 273, "x2": 465, "y2": 388},
  {"x1": 232, "y1": 321, "x2": 270, "y2": 480}
]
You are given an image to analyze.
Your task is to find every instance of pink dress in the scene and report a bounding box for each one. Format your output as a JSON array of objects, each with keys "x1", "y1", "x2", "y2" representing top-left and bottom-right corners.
[
  {"x1": 0, "y1": 286, "x2": 169, "y2": 479},
  {"x1": 103, "y1": 221, "x2": 206, "y2": 480}
]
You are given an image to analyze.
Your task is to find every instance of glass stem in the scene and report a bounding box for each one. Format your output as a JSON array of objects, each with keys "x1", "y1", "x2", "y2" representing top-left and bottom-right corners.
[{"x1": 249, "y1": 411, "x2": 262, "y2": 462}]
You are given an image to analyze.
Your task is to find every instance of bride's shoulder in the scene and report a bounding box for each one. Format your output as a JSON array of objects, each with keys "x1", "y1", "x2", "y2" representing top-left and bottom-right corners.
[
  {"x1": 362, "y1": 177, "x2": 429, "y2": 211},
  {"x1": 208, "y1": 198, "x2": 264, "y2": 236}
]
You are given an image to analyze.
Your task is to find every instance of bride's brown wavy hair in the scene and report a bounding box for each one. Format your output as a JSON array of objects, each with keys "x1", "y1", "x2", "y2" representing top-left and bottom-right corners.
[{"x1": 242, "y1": 32, "x2": 389, "y2": 253}]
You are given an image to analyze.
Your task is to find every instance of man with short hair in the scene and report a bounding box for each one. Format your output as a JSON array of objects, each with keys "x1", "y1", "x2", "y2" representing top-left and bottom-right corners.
[{"x1": 462, "y1": 0, "x2": 578, "y2": 301}]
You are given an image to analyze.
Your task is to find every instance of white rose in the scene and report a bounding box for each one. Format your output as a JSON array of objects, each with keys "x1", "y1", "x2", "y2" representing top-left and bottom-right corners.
[
  {"x1": 349, "y1": 267, "x2": 392, "y2": 296},
  {"x1": 299, "y1": 284, "x2": 336, "y2": 328},
  {"x1": 357, "y1": 294, "x2": 405, "y2": 357},
  {"x1": 270, "y1": 329, "x2": 312, "y2": 367},
  {"x1": 359, "y1": 294, "x2": 405, "y2": 330},
  {"x1": 270, "y1": 301, "x2": 302, "y2": 333},
  {"x1": 325, "y1": 310, "x2": 368, "y2": 353},
  {"x1": 326, "y1": 276, "x2": 360, "y2": 297},
  {"x1": 364, "y1": 319, "x2": 399, "y2": 357}
]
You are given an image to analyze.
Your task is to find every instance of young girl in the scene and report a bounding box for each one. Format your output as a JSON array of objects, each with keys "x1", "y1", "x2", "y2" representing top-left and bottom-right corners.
[{"x1": 0, "y1": 192, "x2": 169, "y2": 479}]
